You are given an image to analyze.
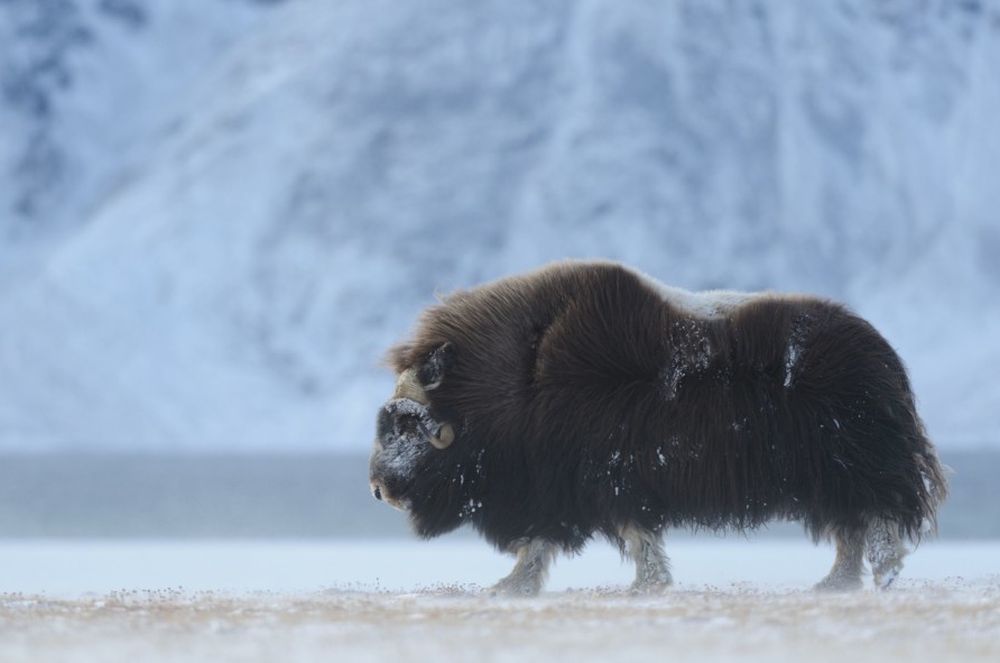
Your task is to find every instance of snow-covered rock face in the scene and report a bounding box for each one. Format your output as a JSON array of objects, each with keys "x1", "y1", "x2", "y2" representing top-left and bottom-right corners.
[
  {"x1": 1, "y1": 0, "x2": 998, "y2": 451},
  {"x1": 0, "y1": 0, "x2": 277, "y2": 269}
]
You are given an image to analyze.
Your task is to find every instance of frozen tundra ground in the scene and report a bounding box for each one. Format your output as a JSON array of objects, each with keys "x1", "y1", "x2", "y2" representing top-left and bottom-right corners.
[{"x1": 1, "y1": 540, "x2": 998, "y2": 662}]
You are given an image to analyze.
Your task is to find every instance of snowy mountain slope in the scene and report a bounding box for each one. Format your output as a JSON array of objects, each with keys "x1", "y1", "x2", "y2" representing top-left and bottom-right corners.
[
  {"x1": 0, "y1": 0, "x2": 281, "y2": 277},
  {"x1": 0, "y1": 0, "x2": 998, "y2": 451}
]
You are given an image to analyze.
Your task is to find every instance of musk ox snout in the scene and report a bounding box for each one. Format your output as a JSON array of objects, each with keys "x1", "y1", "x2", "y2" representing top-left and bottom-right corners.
[
  {"x1": 378, "y1": 398, "x2": 454, "y2": 450},
  {"x1": 369, "y1": 393, "x2": 455, "y2": 511}
]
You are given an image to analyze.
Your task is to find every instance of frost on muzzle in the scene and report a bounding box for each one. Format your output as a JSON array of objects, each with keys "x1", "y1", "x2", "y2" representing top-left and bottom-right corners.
[{"x1": 380, "y1": 397, "x2": 454, "y2": 450}]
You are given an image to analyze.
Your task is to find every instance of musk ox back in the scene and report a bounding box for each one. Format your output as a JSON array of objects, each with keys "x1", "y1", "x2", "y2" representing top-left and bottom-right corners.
[{"x1": 368, "y1": 261, "x2": 947, "y2": 595}]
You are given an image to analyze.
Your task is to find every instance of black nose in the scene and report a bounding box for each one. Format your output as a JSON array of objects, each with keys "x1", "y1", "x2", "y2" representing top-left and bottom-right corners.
[{"x1": 373, "y1": 485, "x2": 382, "y2": 501}]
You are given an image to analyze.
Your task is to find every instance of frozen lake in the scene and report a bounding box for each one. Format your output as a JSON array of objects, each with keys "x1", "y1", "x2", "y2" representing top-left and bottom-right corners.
[
  {"x1": 1, "y1": 539, "x2": 998, "y2": 595},
  {"x1": 0, "y1": 540, "x2": 1000, "y2": 663},
  {"x1": 1, "y1": 540, "x2": 997, "y2": 663}
]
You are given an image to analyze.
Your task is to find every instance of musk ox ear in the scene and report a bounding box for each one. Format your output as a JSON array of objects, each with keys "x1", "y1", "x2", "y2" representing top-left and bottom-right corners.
[{"x1": 417, "y1": 342, "x2": 454, "y2": 391}]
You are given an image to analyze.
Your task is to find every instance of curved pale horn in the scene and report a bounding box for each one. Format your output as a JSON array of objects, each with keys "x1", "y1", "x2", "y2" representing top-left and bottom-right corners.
[
  {"x1": 430, "y1": 423, "x2": 455, "y2": 450},
  {"x1": 394, "y1": 368, "x2": 429, "y2": 405},
  {"x1": 394, "y1": 368, "x2": 452, "y2": 449}
]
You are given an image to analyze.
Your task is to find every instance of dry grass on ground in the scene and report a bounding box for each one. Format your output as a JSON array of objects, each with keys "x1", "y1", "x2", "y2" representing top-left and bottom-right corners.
[{"x1": 2, "y1": 578, "x2": 998, "y2": 663}]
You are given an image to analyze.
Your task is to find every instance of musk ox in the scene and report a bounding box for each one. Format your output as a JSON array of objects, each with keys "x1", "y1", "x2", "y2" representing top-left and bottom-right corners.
[{"x1": 369, "y1": 261, "x2": 947, "y2": 595}]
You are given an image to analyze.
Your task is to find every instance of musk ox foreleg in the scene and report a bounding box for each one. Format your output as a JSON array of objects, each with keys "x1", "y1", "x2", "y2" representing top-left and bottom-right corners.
[
  {"x1": 866, "y1": 518, "x2": 908, "y2": 590},
  {"x1": 814, "y1": 527, "x2": 865, "y2": 592},
  {"x1": 620, "y1": 525, "x2": 672, "y2": 593},
  {"x1": 489, "y1": 539, "x2": 557, "y2": 597}
]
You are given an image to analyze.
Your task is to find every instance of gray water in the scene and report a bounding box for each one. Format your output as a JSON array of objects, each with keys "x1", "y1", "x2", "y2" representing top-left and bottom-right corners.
[{"x1": 0, "y1": 451, "x2": 995, "y2": 539}]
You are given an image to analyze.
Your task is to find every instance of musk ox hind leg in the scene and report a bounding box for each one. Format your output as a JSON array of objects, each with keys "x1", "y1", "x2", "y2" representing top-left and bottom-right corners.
[
  {"x1": 620, "y1": 524, "x2": 672, "y2": 593},
  {"x1": 866, "y1": 518, "x2": 909, "y2": 590},
  {"x1": 814, "y1": 527, "x2": 865, "y2": 592},
  {"x1": 489, "y1": 539, "x2": 557, "y2": 597}
]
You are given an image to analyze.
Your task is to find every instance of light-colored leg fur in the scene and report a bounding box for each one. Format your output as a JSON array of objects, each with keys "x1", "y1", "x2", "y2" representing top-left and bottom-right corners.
[
  {"x1": 814, "y1": 528, "x2": 865, "y2": 592},
  {"x1": 620, "y1": 524, "x2": 672, "y2": 592},
  {"x1": 490, "y1": 539, "x2": 557, "y2": 597},
  {"x1": 866, "y1": 518, "x2": 908, "y2": 590}
]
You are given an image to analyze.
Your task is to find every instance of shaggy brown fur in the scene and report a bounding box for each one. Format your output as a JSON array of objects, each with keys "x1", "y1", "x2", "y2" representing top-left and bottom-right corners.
[{"x1": 370, "y1": 260, "x2": 947, "y2": 590}]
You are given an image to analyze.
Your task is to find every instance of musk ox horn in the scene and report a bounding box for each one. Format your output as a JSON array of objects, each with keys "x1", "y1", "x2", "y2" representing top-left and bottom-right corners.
[
  {"x1": 394, "y1": 369, "x2": 454, "y2": 449},
  {"x1": 430, "y1": 423, "x2": 454, "y2": 450},
  {"x1": 394, "y1": 368, "x2": 429, "y2": 405}
]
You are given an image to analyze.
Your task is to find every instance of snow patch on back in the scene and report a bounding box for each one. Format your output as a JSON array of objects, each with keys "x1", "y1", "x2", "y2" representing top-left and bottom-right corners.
[
  {"x1": 783, "y1": 315, "x2": 811, "y2": 389},
  {"x1": 783, "y1": 343, "x2": 801, "y2": 388},
  {"x1": 634, "y1": 271, "x2": 764, "y2": 319},
  {"x1": 660, "y1": 318, "x2": 714, "y2": 401}
]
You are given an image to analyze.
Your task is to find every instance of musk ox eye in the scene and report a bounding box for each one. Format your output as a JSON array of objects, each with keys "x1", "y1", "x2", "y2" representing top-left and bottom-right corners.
[{"x1": 417, "y1": 342, "x2": 454, "y2": 390}]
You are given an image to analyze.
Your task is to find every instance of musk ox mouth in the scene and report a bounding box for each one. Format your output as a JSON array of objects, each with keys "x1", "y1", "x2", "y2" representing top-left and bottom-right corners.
[{"x1": 370, "y1": 481, "x2": 409, "y2": 511}]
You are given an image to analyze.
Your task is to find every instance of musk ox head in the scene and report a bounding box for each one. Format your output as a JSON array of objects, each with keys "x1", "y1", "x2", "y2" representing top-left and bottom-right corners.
[{"x1": 369, "y1": 343, "x2": 456, "y2": 512}]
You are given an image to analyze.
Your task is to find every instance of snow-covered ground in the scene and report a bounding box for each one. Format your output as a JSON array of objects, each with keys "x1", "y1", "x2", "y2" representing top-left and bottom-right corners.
[
  {"x1": 5, "y1": 539, "x2": 999, "y2": 595},
  {"x1": 1, "y1": 540, "x2": 997, "y2": 662}
]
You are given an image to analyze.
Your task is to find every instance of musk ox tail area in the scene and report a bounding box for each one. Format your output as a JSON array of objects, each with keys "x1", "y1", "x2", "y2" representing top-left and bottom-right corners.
[
  {"x1": 912, "y1": 436, "x2": 949, "y2": 538},
  {"x1": 794, "y1": 304, "x2": 948, "y2": 550},
  {"x1": 866, "y1": 442, "x2": 945, "y2": 590},
  {"x1": 865, "y1": 425, "x2": 948, "y2": 551},
  {"x1": 892, "y1": 373, "x2": 949, "y2": 544}
]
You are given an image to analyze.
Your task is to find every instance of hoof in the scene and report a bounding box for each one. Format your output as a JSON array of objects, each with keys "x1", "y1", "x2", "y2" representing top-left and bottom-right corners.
[
  {"x1": 488, "y1": 578, "x2": 542, "y2": 598},
  {"x1": 813, "y1": 575, "x2": 863, "y2": 592},
  {"x1": 873, "y1": 564, "x2": 901, "y2": 591},
  {"x1": 629, "y1": 580, "x2": 673, "y2": 595}
]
